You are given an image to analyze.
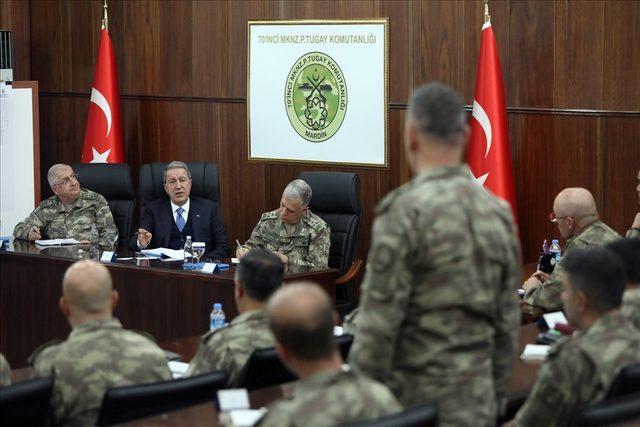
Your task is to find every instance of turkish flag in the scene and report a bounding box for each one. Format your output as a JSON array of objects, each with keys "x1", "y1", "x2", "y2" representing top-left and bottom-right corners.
[
  {"x1": 81, "y1": 28, "x2": 124, "y2": 163},
  {"x1": 467, "y1": 21, "x2": 517, "y2": 222}
]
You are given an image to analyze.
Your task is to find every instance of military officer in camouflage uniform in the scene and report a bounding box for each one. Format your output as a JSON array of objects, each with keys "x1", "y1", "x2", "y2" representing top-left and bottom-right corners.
[
  {"x1": 0, "y1": 353, "x2": 11, "y2": 387},
  {"x1": 31, "y1": 260, "x2": 171, "y2": 426},
  {"x1": 347, "y1": 83, "x2": 521, "y2": 427},
  {"x1": 13, "y1": 164, "x2": 118, "y2": 248},
  {"x1": 237, "y1": 179, "x2": 330, "y2": 269},
  {"x1": 257, "y1": 282, "x2": 400, "y2": 427},
  {"x1": 187, "y1": 249, "x2": 284, "y2": 384},
  {"x1": 522, "y1": 188, "x2": 620, "y2": 311},
  {"x1": 608, "y1": 239, "x2": 640, "y2": 330},
  {"x1": 626, "y1": 169, "x2": 640, "y2": 239},
  {"x1": 510, "y1": 247, "x2": 640, "y2": 427}
]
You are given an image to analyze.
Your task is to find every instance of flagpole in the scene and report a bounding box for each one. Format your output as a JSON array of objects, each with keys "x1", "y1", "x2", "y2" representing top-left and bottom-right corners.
[
  {"x1": 102, "y1": 0, "x2": 109, "y2": 31},
  {"x1": 483, "y1": 0, "x2": 490, "y2": 24}
]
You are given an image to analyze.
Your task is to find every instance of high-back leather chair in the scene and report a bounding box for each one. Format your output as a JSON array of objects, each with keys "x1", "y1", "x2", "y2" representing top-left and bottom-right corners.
[
  {"x1": 138, "y1": 162, "x2": 221, "y2": 217},
  {"x1": 72, "y1": 163, "x2": 135, "y2": 246},
  {"x1": 570, "y1": 393, "x2": 640, "y2": 427},
  {"x1": 237, "y1": 334, "x2": 353, "y2": 390},
  {"x1": 96, "y1": 371, "x2": 227, "y2": 426},
  {"x1": 338, "y1": 404, "x2": 438, "y2": 427},
  {"x1": 297, "y1": 172, "x2": 362, "y2": 316},
  {"x1": 606, "y1": 363, "x2": 640, "y2": 399},
  {"x1": 0, "y1": 376, "x2": 53, "y2": 426}
]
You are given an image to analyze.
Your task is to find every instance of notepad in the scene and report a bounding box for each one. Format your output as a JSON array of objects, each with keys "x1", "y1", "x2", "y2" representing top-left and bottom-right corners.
[
  {"x1": 35, "y1": 238, "x2": 80, "y2": 246},
  {"x1": 141, "y1": 248, "x2": 190, "y2": 260},
  {"x1": 521, "y1": 344, "x2": 550, "y2": 361}
]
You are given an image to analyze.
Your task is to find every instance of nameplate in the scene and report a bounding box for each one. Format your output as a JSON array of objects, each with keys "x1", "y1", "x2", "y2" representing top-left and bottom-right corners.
[
  {"x1": 201, "y1": 263, "x2": 217, "y2": 274},
  {"x1": 100, "y1": 251, "x2": 115, "y2": 263},
  {"x1": 217, "y1": 388, "x2": 250, "y2": 411}
]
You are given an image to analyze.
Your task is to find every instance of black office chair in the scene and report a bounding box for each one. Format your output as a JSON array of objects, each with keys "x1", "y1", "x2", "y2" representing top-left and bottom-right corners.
[
  {"x1": 237, "y1": 334, "x2": 354, "y2": 390},
  {"x1": 338, "y1": 404, "x2": 438, "y2": 427},
  {"x1": 0, "y1": 376, "x2": 53, "y2": 426},
  {"x1": 297, "y1": 172, "x2": 362, "y2": 316},
  {"x1": 607, "y1": 363, "x2": 640, "y2": 398},
  {"x1": 72, "y1": 163, "x2": 135, "y2": 247},
  {"x1": 570, "y1": 393, "x2": 640, "y2": 427},
  {"x1": 138, "y1": 162, "x2": 221, "y2": 218},
  {"x1": 95, "y1": 371, "x2": 227, "y2": 426}
]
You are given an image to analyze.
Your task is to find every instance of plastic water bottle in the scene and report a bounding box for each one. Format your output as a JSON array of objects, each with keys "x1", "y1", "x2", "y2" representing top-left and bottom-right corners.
[
  {"x1": 183, "y1": 235, "x2": 193, "y2": 264},
  {"x1": 549, "y1": 239, "x2": 562, "y2": 263},
  {"x1": 210, "y1": 303, "x2": 226, "y2": 331}
]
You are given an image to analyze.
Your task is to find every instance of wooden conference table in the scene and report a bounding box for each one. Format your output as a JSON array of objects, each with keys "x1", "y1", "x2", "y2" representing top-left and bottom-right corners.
[{"x1": 0, "y1": 240, "x2": 337, "y2": 367}]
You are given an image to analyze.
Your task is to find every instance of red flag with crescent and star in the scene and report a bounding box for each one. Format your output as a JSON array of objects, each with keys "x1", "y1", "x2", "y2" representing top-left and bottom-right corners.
[
  {"x1": 467, "y1": 19, "x2": 517, "y2": 222},
  {"x1": 81, "y1": 27, "x2": 124, "y2": 163}
]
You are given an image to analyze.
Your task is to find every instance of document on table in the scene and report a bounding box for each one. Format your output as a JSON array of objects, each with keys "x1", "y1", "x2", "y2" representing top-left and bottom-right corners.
[
  {"x1": 521, "y1": 344, "x2": 550, "y2": 361},
  {"x1": 35, "y1": 238, "x2": 80, "y2": 246},
  {"x1": 141, "y1": 248, "x2": 190, "y2": 260},
  {"x1": 543, "y1": 311, "x2": 569, "y2": 329}
]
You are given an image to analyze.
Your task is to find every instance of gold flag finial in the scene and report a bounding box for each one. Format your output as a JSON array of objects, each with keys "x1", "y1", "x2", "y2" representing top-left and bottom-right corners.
[
  {"x1": 483, "y1": 0, "x2": 490, "y2": 24},
  {"x1": 101, "y1": 0, "x2": 109, "y2": 31}
]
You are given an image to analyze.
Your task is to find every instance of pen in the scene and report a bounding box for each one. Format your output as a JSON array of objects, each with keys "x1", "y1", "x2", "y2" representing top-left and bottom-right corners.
[{"x1": 236, "y1": 239, "x2": 245, "y2": 256}]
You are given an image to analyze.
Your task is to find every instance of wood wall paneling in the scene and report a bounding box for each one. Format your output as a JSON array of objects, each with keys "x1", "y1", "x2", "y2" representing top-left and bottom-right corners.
[
  {"x1": 23, "y1": 0, "x2": 640, "y2": 271},
  {"x1": 0, "y1": 0, "x2": 31, "y2": 80}
]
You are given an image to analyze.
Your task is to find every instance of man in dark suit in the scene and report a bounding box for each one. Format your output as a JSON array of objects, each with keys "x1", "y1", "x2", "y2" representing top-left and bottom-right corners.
[{"x1": 130, "y1": 161, "x2": 229, "y2": 260}]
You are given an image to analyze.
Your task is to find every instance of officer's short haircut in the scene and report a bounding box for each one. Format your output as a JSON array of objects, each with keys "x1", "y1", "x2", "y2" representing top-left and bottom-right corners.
[
  {"x1": 607, "y1": 238, "x2": 640, "y2": 284},
  {"x1": 235, "y1": 249, "x2": 284, "y2": 301},
  {"x1": 283, "y1": 179, "x2": 312, "y2": 207},
  {"x1": 562, "y1": 247, "x2": 627, "y2": 312},
  {"x1": 268, "y1": 283, "x2": 336, "y2": 360},
  {"x1": 163, "y1": 160, "x2": 191, "y2": 183},
  {"x1": 408, "y1": 82, "x2": 466, "y2": 144}
]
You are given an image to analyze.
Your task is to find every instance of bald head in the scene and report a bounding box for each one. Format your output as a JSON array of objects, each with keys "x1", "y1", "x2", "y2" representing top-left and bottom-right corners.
[
  {"x1": 63, "y1": 260, "x2": 114, "y2": 315},
  {"x1": 267, "y1": 282, "x2": 336, "y2": 360},
  {"x1": 554, "y1": 188, "x2": 598, "y2": 220}
]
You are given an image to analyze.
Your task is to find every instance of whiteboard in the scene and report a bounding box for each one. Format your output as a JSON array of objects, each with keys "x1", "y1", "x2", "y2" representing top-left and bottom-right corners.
[{"x1": 0, "y1": 81, "x2": 40, "y2": 237}]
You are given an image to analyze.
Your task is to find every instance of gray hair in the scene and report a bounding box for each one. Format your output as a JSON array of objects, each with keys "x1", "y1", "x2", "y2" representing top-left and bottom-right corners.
[
  {"x1": 408, "y1": 82, "x2": 466, "y2": 145},
  {"x1": 163, "y1": 161, "x2": 191, "y2": 183},
  {"x1": 283, "y1": 179, "x2": 312, "y2": 206},
  {"x1": 47, "y1": 163, "x2": 71, "y2": 187}
]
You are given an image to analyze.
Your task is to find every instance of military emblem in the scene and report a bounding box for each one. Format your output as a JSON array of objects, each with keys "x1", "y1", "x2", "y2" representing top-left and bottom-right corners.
[{"x1": 284, "y1": 52, "x2": 347, "y2": 143}]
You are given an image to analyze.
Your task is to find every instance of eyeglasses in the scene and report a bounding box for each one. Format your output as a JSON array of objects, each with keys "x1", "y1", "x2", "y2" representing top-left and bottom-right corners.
[
  {"x1": 54, "y1": 173, "x2": 78, "y2": 187},
  {"x1": 166, "y1": 177, "x2": 190, "y2": 187},
  {"x1": 549, "y1": 211, "x2": 597, "y2": 223}
]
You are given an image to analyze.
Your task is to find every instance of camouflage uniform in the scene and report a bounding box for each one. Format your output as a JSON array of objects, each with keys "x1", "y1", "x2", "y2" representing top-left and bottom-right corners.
[
  {"x1": 348, "y1": 165, "x2": 521, "y2": 427},
  {"x1": 0, "y1": 353, "x2": 11, "y2": 387},
  {"x1": 13, "y1": 189, "x2": 118, "y2": 248},
  {"x1": 524, "y1": 220, "x2": 621, "y2": 311},
  {"x1": 186, "y1": 309, "x2": 273, "y2": 386},
  {"x1": 626, "y1": 228, "x2": 640, "y2": 239},
  {"x1": 621, "y1": 287, "x2": 640, "y2": 330},
  {"x1": 31, "y1": 318, "x2": 171, "y2": 427},
  {"x1": 256, "y1": 368, "x2": 401, "y2": 427},
  {"x1": 514, "y1": 310, "x2": 640, "y2": 427},
  {"x1": 244, "y1": 209, "x2": 330, "y2": 268}
]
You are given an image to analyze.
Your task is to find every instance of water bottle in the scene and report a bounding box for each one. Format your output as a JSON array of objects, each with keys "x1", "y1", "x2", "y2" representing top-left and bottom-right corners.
[
  {"x1": 549, "y1": 239, "x2": 562, "y2": 263},
  {"x1": 210, "y1": 303, "x2": 226, "y2": 331},
  {"x1": 183, "y1": 235, "x2": 193, "y2": 264}
]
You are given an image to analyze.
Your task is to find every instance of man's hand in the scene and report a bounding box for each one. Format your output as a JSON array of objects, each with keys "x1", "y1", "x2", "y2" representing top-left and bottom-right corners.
[
  {"x1": 137, "y1": 228, "x2": 152, "y2": 247},
  {"x1": 522, "y1": 276, "x2": 542, "y2": 293},
  {"x1": 532, "y1": 270, "x2": 551, "y2": 283},
  {"x1": 632, "y1": 212, "x2": 640, "y2": 229},
  {"x1": 27, "y1": 226, "x2": 41, "y2": 241},
  {"x1": 275, "y1": 250, "x2": 289, "y2": 264}
]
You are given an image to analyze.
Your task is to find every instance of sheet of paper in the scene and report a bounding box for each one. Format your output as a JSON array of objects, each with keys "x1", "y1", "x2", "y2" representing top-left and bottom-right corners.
[
  {"x1": 229, "y1": 409, "x2": 267, "y2": 427},
  {"x1": 35, "y1": 238, "x2": 80, "y2": 246},
  {"x1": 543, "y1": 311, "x2": 568, "y2": 329},
  {"x1": 168, "y1": 361, "x2": 189, "y2": 379},
  {"x1": 141, "y1": 247, "x2": 188, "y2": 259},
  {"x1": 520, "y1": 344, "x2": 550, "y2": 361},
  {"x1": 218, "y1": 389, "x2": 250, "y2": 411}
]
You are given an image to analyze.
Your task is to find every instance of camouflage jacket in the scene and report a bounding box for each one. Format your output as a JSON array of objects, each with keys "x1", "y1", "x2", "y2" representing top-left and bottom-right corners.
[
  {"x1": 626, "y1": 227, "x2": 640, "y2": 239},
  {"x1": 524, "y1": 220, "x2": 621, "y2": 311},
  {"x1": 0, "y1": 353, "x2": 10, "y2": 387},
  {"x1": 348, "y1": 165, "x2": 521, "y2": 427},
  {"x1": 256, "y1": 368, "x2": 401, "y2": 427},
  {"x1": 245, "y1": 209, "x2": 330, "y2": 268},
  {"x1": 621, "y1": 287, "x2": 640, "y2": 330},
  {"x1": 514, "y1": 310, "x2": 640, "y2": 427},
  {"x1": 186, "y1": 308, "x2": 273, "y2": 386},
  {"x1": 13, "y1": 189, "x2": 118, "y2": 248},
  {"x1": 31, "y1": 318, "x2": 171, "y2": 427}
]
